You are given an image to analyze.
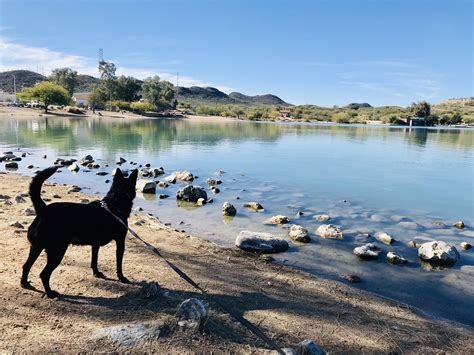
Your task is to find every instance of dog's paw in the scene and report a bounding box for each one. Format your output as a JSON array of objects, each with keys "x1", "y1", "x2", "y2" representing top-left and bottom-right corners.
[
  {"x1": 20, "y1": 280, "x2": 34, "y2": 290},
  {"x1": 46, "y1": 290, "x2": 60, "y2": 299},
  {"x1": 93, "y1": 271, "x2": 106, "y2": 279},
  {"x1": 118, "y1": 276, "x2": 130, "y2": 284}
]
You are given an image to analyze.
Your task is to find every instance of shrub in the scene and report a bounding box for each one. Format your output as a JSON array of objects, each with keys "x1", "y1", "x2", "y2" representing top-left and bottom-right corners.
[{"x1": 130, "y1": 101, "x2": 156, "y2": 113}]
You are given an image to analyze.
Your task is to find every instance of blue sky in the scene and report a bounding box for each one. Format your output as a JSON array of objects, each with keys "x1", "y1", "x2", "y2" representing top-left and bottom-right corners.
[{"x1": 0, "y1": 0, "x2": 472, "y2": 106}]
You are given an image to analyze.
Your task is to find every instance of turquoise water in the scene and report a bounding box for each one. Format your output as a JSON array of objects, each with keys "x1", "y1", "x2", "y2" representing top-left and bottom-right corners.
[{"x1": 1, "y1": 115, "x2": 473, "y2": 326}]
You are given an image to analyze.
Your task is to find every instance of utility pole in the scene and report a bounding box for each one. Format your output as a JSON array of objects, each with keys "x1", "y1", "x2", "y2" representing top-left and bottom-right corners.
[{"x1": 10, "y1": 74, "x2": 16, "y2": 100}]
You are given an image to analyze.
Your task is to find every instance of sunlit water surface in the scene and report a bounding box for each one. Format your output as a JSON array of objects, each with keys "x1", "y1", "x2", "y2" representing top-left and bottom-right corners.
[{"x1": 1, "y1": 115, "x2": 473, "y2": 326}]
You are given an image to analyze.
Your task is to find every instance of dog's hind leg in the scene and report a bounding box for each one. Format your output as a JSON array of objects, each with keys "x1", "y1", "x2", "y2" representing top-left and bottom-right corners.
[
  {"x1": 21, "y1": 244, "x2": 44, "y2": 289},
  {"x1": 116, "y1": 237, "x2": 129, "y2": 283},
  {"x1": 40, "y1": 244, "x2": 68, "y2": 298},
  {"x1": 91, "y1": 245, "x2": 106, "y2": 278}
]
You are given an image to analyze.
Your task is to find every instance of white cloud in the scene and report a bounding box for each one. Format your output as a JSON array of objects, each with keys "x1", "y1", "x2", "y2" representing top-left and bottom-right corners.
[{"x1": 0, "y1": 38, "x2": 234, "y2": 92}]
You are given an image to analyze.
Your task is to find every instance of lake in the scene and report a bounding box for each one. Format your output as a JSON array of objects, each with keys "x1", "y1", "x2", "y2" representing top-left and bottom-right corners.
[{"x1": 1, "y1": 115, "x2": 473, "y2": 326}]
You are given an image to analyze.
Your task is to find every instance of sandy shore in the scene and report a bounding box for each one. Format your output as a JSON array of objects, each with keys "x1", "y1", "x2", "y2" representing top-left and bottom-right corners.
[{"x1": 0, "y1": 171, "x2": 473, "y2": 353}]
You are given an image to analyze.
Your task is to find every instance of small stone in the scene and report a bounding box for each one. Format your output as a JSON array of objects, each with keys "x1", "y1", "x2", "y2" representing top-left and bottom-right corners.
[
  {"x1": 80, "y1": 154, "x2": 94, "y2": 165},
  {"x1": 266, "y1": 215, "x2": 290, "y2": 225},
  {"x1": 353, "y1": 243, "x2": 381, "y2": 260},
  {"x1": 163, "y1": 175, "x2": 177, "y2": 184},
  {"x1": 386, "y1": 251, "x2": 408, "y2": 265},
  {"x1": 207, "y1": 178, "x2": 222, "y2": 186},
  {"x1": 79, "y1": 199, "x2": 89, "y2": 204},
  {"x1": 158, "y1": 194, "x2": 169, "y2": 199},
  {"x1": 408, "y1": 240, "x2": 418, "y2": 248},
  {"x1": 316, "y1": 224, "x2": 343, "y2": 239},
  {"x1": 23, "y1": 208, "x2": 36, "y2": 216},
  {"x1": 158, "y1": 181, "x2": 169, "y2": 188},
  {"x1": 222, "y1": 202, "x2": 237, "y2": 216},
  {"x1": 211, "y1": 186, "x2": 220, "y2": 194},
  {"x1": 173, "y1": 171, "x2": 194, "y2": 182},
  {"x1": 27, "y1": 165, "x2": 34, "y2": 169},
  {"x1": 117, "y1": 157, "x2": 127, "y2": 164},
  {"x1": 136, "y1": 179, "x2": 157, "y2": 194},
  {"x1": 14, "y1": 195, "x2": 26, "y2": 203},
  {"x1": 67, "y1": 186, "x2": 82, "y2": 193},
  {"x1": 460, "y1": 242, "x2": 471, "y2": 251},
  {"x1": 5, "y1": 162, "x2": 18, "y2": 169},
  {"x1": 141, "y1": 281, "x2": 160, "y2": 298},
  {"x1": 96, "y1": 171, "x2": 108, "y2": 176},
  {"x1": 342, "y1": 274, "x2": 361, "y2": 283},
  {"x1": 9, "y1": 221, "x2": 24, "y2": 229},
  {"x1": 244, "y1": 202, "x2": 264, "y2": 212},
  {"x1": 68, "y1": 163, "x2": 80, "y2": 172},
  {"x1": 176, "y1": 298, "x2": 208, "y2": 330},
  {"x1": 314, "y1": 214, "x2": 331, "y2": 222},
  {"x1": 197, "y1": 198, "x2": 206, "y2": 206},
  {"x1": 453, "y1": 221, "x2": 465, "y2": 229},
  {"x1": 289, "y1": 225, "x2": 310, "y2": 243},
  {"x1": 374, "y1": 232, "x2": 395, "y2": 245}
]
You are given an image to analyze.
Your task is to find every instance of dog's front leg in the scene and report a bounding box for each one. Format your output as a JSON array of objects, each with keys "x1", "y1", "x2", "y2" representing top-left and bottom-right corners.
[
  {"x1": 116, "y1": 238, "x2": 129, "y2": 283},
  {"x1": 91, "y1": 245, "x2": 106, "y2": 278}
]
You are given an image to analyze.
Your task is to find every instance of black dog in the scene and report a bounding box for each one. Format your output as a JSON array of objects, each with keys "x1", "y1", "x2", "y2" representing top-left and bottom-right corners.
[{"x1": 21, "y1": 166, "x2": 138, "y2": 298}]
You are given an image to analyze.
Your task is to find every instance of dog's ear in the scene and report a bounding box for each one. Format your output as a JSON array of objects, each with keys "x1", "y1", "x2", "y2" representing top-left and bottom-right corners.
[
  {"x1": 128, "y1": 169, "x2": 138, "y2": 184},
  {"x1": 113, "y1": 168, "x2": 124, "y2": 181}
]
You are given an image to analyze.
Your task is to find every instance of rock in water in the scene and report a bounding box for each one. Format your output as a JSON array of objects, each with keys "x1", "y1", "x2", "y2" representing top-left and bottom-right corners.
[
  {"x1": 235, "y1": 231, "x2": 289, "y2": 253},
  {"x1": 315, "y1": 224, "x2": 343, "y2": 239},
  {"x1": 222, "y1": 202, "x2": 237, "y2": 216},
  {"x1": 314, "y1": 214, "x2": 331, "y2": 222},
  {"x1": 453, "y1": 221, "x2": 465, "y2": 229},
  {"x1": 289, "y1": 225, "x2": 310, "y2": 243},
  {"x1": 80, "y1": 154, "x2": 94, "y2": 165},
  {"x1": 243, "y1": 202, "x2": 264, "y2": 211},
  {"x1": 207, "y1": 178, "x2": 222, "y2": 186},
  {"x1": 5, "y1": 162, "x2": 18, "y2": 169},
  {"x1": 136, "y1": 179, "x2": 157, "y2": 194},
  {"x1": 68, "y1": 162, "x2": 80, "y2": 172},
  {"x1": 353, "y1": 243, "x2": 381, "y2": 260},
  {"x1": 176, "y1": 185, "x2": 207, "y2": 202},
  {"x1": 386, "y1": 251, "x2": 408, "y2": 264},
  {"x1": 265, "y1": 215, "x2": 290, "y2": 225},
  {"x1": 374, "y1": 231, "x2": 395, "y2": 245},
  {"x1": 173, "y1": 170, "x2": 194, "y2": 182},
  {"x1": 176, "y1": 298, "x2": 208, "y2": 330},
  {"x1": 460, "y1": 242, "x2": 471, "y2": 251},
  {"x1": 418, "y1": 241, "x2": 460, "y2": 266}
]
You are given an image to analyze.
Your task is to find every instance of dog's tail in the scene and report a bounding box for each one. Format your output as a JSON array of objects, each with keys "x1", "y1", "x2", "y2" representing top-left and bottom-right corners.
[{"x1": 29, "y1": 166, "x2": 58, "y2": 217}]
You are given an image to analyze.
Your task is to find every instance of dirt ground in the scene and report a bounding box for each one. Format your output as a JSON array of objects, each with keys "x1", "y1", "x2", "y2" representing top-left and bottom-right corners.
[{"x1": 0, "y1": 171, "x2": 473, "y2": 353}]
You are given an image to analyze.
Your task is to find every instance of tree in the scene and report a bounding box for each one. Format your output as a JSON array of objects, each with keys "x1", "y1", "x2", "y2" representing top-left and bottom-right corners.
[
  {"x1": 88, "y1": 84, "x2": 108, "y2": 110},
  {"x1": 98, "y1": 60, "x2": 116, "y2": 80},
  {"x1": 409, "y1": 101, "x2": 431, "y2": 117},
  {"x1": 18, "y1": 82, "x2": 69, "y2": 112},
  {"x1": 49, "y1": 68, "x2": 78, "y2": 96},
  {"x1": 142, "y1": 76, "x2": 175, "y2": 111},
  {"x1": 114, "y1": 76, "x2": 141, "y2": 102}
]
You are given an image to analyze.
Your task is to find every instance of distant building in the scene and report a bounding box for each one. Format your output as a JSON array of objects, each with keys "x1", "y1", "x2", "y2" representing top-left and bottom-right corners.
[
  {"x1": 72, "y1": 92, "x2": 90, "y2": 107},
  {"x1": 407, "y1": 117, "x2": 426, "y2": 127},
  {"x1": 279, "y1": 106, "x2": 293, "y2": 118}
]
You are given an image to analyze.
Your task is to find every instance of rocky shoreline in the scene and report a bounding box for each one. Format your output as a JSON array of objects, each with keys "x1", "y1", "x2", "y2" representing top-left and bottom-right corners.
[{"x1": 1, "y1": 154, "x2": 474, "y2": 352}]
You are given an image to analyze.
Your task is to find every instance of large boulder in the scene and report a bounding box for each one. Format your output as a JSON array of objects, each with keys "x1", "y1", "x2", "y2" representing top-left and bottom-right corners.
[
  {"x1": 418, "y1": 241, "x2": 460, "y2": 266},
  {"x1": 353, "y1": 243, "x2": 381, "y2": 260},
  {"x1": 176, "y1": 185, "x2": 207, "y2": 202},
  {"x1": 136, "y1": 179, "x2": 157, "y2": 194},
  {"x1": 289, "y1": 225, "x2": 310, "y2": 243},
  {"x1": 316, "y1": 224, "x2": 343, "y2": 239},
  {"x1": 235, "y1": 231, "x2": 289, "y2": 253}
]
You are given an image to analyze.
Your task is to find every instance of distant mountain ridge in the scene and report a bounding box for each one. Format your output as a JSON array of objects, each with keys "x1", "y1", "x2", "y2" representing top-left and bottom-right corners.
[
  {"x1": 177, "y1": 86, "x2": 290, "y2": 106},
  {"x1": 0, "y1": 70, "x2": 99, "y2": 93},
  {"x1": 0, "y1": 69, "x2": 291, "y2": 106}
]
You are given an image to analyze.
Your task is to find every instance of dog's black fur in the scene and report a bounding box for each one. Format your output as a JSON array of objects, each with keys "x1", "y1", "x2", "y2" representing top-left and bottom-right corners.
[{"x1": 21, "y1": 166, "x2": 138, "y2": 298}]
